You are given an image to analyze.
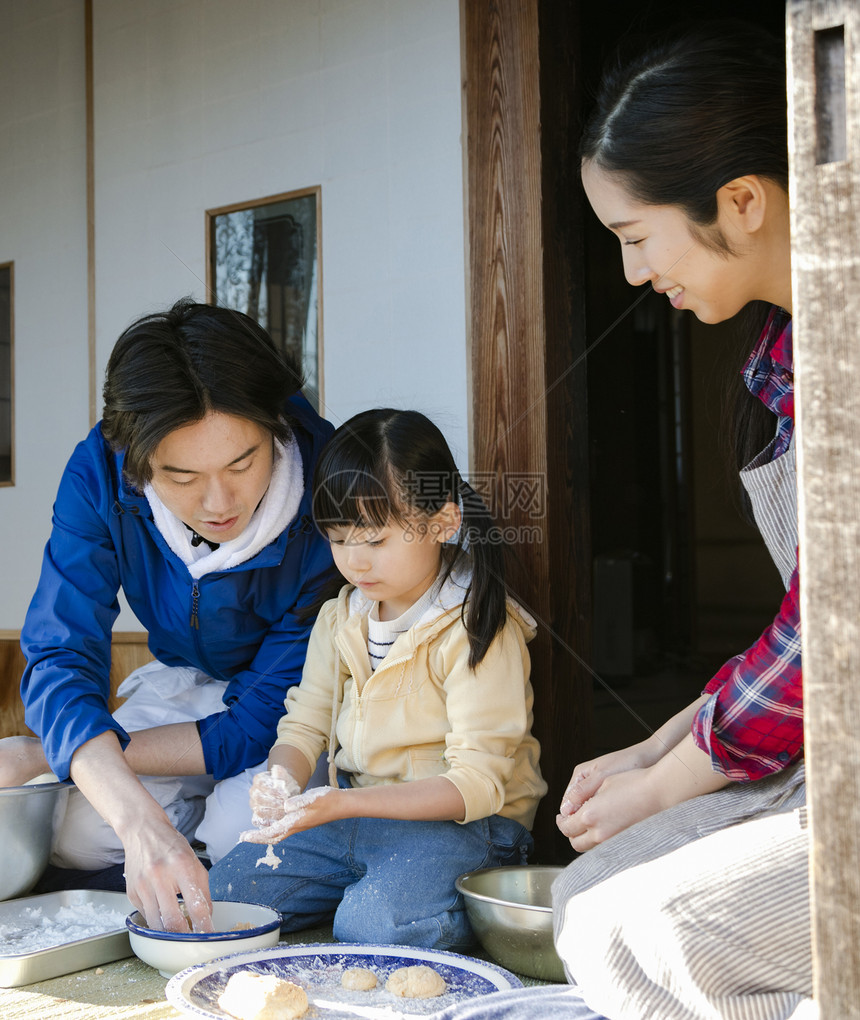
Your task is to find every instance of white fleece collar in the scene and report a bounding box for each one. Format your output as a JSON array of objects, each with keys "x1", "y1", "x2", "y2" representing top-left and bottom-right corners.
[{"x1": 145, "y1": 434, "x2": 304, "y2": 579}]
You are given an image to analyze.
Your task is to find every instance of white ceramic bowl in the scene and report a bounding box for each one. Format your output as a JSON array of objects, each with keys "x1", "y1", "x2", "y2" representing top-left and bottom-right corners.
[
  {"x1": 126, "y1": 900, "x2": 281, "y2": 977},
  {"x1": 457, "y1": 865, "x2": 567, "y2": 982}
]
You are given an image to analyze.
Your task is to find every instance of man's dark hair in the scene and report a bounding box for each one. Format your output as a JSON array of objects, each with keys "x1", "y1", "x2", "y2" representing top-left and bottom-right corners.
[{"x1": 101, "y1": 298, "x2": 303, "y2": 489}]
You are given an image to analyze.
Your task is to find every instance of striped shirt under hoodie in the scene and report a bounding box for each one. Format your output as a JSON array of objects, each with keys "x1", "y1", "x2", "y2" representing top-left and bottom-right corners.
[{"x1": 365, "y1": 573, "x2": 448, "y2": 671}]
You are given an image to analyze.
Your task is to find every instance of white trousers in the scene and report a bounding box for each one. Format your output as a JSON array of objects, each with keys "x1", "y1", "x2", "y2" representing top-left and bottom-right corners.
[
  {"x1": 50, "y1": 662, "x2": 262, "y2": 869},
  {"x1": 554, "y1": 765, "x2": 811, "y2": 1020}
]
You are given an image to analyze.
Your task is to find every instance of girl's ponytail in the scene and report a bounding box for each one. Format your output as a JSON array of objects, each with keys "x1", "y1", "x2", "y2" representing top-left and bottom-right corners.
[{"x1": 450, "y1": 478, "x2": 508, "y2": 669}]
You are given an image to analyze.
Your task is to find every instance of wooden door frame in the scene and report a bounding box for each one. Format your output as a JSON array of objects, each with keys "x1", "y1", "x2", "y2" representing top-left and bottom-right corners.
[
  {"x1": 464, "y1": 0, "x2": 860, "y2": 1007},
  {"x1": 788, "y1": 1, "x2": 860, "y2": 1012},
  {"x1": 460, "y1": 0, "x2": 592, "y2": 863}
]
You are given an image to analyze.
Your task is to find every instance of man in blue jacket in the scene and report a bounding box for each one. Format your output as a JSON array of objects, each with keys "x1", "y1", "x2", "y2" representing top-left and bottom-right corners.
[{"x1": 0, "y1": 299, "x2": 338, "y2": 933}]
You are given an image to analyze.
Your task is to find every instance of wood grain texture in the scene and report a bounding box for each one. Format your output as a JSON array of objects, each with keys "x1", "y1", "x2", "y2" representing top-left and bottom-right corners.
[
  {"x1": 463, "y1": 0, "x2": 591, "y2": 861},
  {"x1": 0, "y1": 633, "x2": 152, "y2": 740},
  {"x1": 788, "y1": 0, "x2": 860, "y2": 1011}
]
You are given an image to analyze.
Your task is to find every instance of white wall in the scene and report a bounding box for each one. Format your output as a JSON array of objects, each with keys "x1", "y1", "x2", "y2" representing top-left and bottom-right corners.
[
  {"x1": 93, "y1": 0, "x2": 468, "y2": 448},
  {"x1": 0, "y1": 0, "x2": 469, "y2": 630},
  {"x1": 0, "y1": 0, "x2": 89, "y2": 626}
]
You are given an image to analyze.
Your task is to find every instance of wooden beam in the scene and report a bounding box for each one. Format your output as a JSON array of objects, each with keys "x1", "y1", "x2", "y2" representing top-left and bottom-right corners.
[
  {"x1": 787, "y1": 0, "x2": 860, "y2": 1011},
  {"x1": 461, "y1": 0, "x2": 591, "y2": 862},
  {"x1": 0, "y1": 632, "x2": 152, "y2": 739}
]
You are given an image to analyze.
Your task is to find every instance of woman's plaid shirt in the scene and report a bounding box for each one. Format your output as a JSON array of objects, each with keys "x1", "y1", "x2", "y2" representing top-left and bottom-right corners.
[{"x1": 692, "y1": 307, "x2": 802, "y2": 780}]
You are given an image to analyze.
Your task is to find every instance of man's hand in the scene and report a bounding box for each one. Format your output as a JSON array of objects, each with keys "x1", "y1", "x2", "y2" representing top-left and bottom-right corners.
[
  {"x1": 121, "y1": 814, "x2": 214, "y2": 933},
  {"x1": 67, "y1": 730, "x2": 214, "y2": 933}
]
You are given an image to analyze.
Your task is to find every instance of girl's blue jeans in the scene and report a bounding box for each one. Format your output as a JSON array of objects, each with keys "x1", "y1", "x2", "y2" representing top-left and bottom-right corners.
[{"x1": 208, "y1": 813, "x2": 532, "y2": 950}]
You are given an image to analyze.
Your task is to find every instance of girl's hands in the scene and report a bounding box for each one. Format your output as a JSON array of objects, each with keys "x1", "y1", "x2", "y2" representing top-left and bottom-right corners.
[
  {"x1": 248, "y1": 763, "x2": 301, "y2": 827},
  {"x1": 240, "y1": 785, "x2": 337, "y2": 844},
  {"x1": 241, "y1": 773, "x2": 467, "y2": 844}
]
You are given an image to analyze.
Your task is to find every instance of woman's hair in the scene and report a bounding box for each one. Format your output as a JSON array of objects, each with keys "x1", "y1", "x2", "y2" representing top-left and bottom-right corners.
[
  {"x1": 583, "y1": 21, "x2": 786, "y2": 505},
  {"x1": 101, "y1": 298, "x2": 303, "y2": 489},
  {"x1": 312, "y1": 408, "x2": 507, "y2": 669},
  {"x1": 580, "y1": 21, "x2": 788, "y2": 251}
]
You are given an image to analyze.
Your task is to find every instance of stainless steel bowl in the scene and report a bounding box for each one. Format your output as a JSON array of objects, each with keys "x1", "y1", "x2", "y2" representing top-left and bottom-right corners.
[
  {"x1": 457, "y1": 865, "x2": 567, "y2": 982},
  {"x1": 0, "y1": 780, "x2": 70, "y2": 901}
]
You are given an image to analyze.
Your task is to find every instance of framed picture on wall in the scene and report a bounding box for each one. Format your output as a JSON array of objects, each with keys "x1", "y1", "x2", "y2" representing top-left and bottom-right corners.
[
  {"x1": 0, "y1": 261, "x2": 13, "y2": 486},
  {"x1": 206, "y1": 188, "x2": 322, "y2": 410}
]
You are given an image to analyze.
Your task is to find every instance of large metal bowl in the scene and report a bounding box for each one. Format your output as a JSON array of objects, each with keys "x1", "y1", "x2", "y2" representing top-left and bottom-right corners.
[
  {"x1": 457, "y1": 865, "x2": 567, "y2": 982},
  {"x1": 0, "y1": 779, "x2": 70, "y2": 901}
]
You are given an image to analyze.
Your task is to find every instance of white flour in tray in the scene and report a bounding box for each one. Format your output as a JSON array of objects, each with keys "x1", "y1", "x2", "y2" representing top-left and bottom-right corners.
[{"x1": 0, "y1": 901, "x2": 127, "y2": 956}]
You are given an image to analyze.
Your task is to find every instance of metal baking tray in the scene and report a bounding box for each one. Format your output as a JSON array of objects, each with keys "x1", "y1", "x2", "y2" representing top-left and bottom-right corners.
[{"x1": 0, "y1": 889, "x2": 133, "y2": 987}]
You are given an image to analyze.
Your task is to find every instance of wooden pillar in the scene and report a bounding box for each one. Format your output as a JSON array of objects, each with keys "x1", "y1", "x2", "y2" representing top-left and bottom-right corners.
[
  {"x1": 787, "y1": 1, "x2": 860, "y2": 1012},
  {"x1": 461, "y1": 0, "x2": 591, "y2": 862}
]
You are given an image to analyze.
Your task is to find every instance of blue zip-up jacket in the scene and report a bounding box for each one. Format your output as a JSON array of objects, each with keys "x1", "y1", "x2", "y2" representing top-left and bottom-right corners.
[{"x1": 20, "y1": 393, "x2": 337, "y2": 783}]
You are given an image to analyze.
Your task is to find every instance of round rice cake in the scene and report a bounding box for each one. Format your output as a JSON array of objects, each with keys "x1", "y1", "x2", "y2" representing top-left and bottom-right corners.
[
  {"x1": 385, "y1": 964, "x2": 447, "y2": 998},
  {"x1": 341, "y1": 966, "x2": 378, "y2": 990},
  {"x1": 217, "y1": 970, "x2": 308, "y2": 1020}
]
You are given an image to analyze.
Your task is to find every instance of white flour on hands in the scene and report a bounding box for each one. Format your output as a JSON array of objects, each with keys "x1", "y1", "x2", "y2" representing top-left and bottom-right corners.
[
  {"x1": 250, "y1": 764, "x2": 302, "y2": 827},
  {"x1": 244, "y1": 786, "x2": 335, "y2": 847}
]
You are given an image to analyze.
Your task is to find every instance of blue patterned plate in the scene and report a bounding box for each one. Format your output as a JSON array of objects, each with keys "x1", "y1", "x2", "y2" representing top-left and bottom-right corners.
[{"x1": 166, "y1": 942, "x2": 523, "y2": 1018}]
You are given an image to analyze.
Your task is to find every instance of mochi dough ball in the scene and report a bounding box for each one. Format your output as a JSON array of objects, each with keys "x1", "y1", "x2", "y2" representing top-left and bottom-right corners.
[
  {"x1": 341, "y1": 966, "x2": 378, "y2": 990},
  {"x1": 385, "y1": 964, "x2": 447, "y2": 998},
  {"x1": 217, "y1": 970, "x2": 308, "y2": 1020}
]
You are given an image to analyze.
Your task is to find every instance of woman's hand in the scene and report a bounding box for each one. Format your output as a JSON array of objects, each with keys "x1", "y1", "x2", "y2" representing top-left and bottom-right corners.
[
  {"x1": 557, "y1": 695, "x2": 714, "y2": 826},
  {"x1": 240, "y1": 785, "x2": 338, "y2": 844},
  {"x1": 0, "y1": 736, "x2": 50, "y2": 787},
  {"x1": 557, "y1": 733, "x2": 732, "y2": 851},
  {"x1": 557, "y1": 766, "x2": 665, "y2": 851},
  {"x1": 558, "y1": 741, "x2": 658, "y2": 818}
]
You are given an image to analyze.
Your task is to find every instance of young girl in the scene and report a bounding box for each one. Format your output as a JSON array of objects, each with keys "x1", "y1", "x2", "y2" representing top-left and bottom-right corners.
[
  {"x1": 428, "y1": 21, "x2": 812, "y2": 1020},
  {"x1": 208, "y1": 408, "x2": 547, "y2": 949}
]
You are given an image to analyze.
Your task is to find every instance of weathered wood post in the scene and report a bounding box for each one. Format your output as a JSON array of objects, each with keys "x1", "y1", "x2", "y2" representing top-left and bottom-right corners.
[
  {"x1": 787, "y1": 2, "x2": 860, "y2": 1014},
  {"x1": 461, "y1": 0, "x2": 592, "y2": 862}
]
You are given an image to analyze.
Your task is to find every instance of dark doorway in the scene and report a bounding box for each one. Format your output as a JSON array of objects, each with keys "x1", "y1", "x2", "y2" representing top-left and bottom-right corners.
[{"x1": 576, "y1": 1, "x2": 788, "y2": 754}]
